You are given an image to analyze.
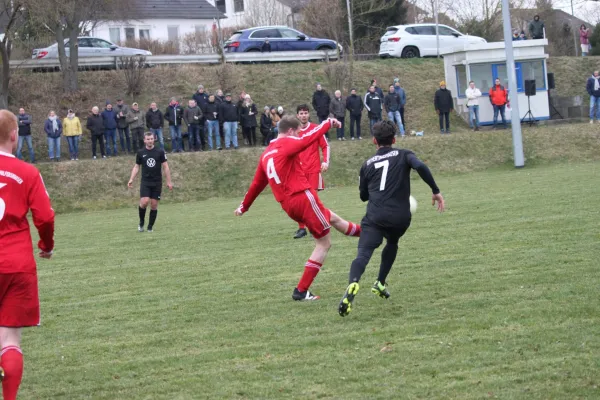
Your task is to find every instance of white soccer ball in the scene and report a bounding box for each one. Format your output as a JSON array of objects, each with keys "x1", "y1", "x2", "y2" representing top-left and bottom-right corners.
[{"x1": 409, "y1": 195, "x2": 418, "y2": 214}]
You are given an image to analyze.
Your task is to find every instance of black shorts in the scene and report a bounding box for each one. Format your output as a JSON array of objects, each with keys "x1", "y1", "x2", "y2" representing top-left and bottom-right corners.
[
  {"x1": 140, "y1": 183, "x2": 162, "y2": 200},
  {"x1": 357, "y1": 217, "x2": 410, "y2": 250}
]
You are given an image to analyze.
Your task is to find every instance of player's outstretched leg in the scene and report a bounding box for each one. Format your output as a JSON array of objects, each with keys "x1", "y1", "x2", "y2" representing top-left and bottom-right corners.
[
  {"x1": 373, "y1": 229, "x2": 406, "y2": 299},
  {"x1": 338, "y1": 282, "x2": 360, "y2": 317},
  {"x1": 329, "y1": 211, "x2": 361, "y2": 237},
  {"x1": 292, "y1": 233, "x2": 331, "y2": 301}
]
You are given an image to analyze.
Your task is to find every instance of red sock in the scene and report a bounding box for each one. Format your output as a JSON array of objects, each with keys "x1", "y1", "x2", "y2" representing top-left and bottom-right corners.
[
  {"x1": 298, "y1": 223, "x2": 306, "y2": 230},
  {"x1": 297, "y1": 259, "x2": 323, "y2": 292},
  {"x1": 345, "y1": 222, "x2": 361, "y2": 237},
  {"x1": 1, "y1": 346, "x2": 23, "y2": 400}
]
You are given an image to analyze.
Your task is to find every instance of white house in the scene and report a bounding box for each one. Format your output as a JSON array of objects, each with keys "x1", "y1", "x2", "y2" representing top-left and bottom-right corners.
[
  {"x1": 90, "y1": 0, "x2": 307, "y2": 48},
  {"x1": 441, "y1": 40, "x2": 550, "y2": 125},
  {"x1": 91, "y1": 0, "x2": 225, "y2": 46}
]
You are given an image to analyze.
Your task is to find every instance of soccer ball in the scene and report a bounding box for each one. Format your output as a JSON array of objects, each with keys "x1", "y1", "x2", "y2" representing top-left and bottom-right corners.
[{"x1": 409, "y1": 195, "x2": 418, "y2": 214}]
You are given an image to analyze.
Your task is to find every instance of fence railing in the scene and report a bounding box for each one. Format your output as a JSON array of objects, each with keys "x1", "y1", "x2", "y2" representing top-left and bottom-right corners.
[{"x1": 9, "y1": 50, "x2": 343, "y2": 70}]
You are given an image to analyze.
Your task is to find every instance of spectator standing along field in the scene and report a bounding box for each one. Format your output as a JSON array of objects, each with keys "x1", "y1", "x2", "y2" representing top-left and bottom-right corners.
[
  {"x1": 165, "y1": 98, "x2": 184, "y2": 153},
  {"x1": 127, "y1": 103, "x2": 145, "y2": 151},
  {"x1": 329, "y1": 90, "x2": 346, "y2": 140},
  {"x1": 115, "y1": 98, "x2": 131, "y2": 154},
  {"x1": 101, "y1": 102, "x2": 118, "y2": 157},
  {"x1": 220, "y1": 93, "x2": 239, "y2": 149},
  {"x1": 16, "y1": 108, "x2": 34, "y2": 163},
  {"x1": 63, "y1": 109, "x2": 82, "y2": 160},
  {"x1": 87, "y1": 106, "x2": 106, "y2": 159},
  {"x1": 434, "y1": 81, "x2": 454, "y2": 134},
  {"x1": 44, "y1": 110, "x2": 63, "y2": 162},
  {"x1": 586, "y1": 71, "x2": 600, "y2": 123},
  {"x1": 346, "y1": 88, "x2": 364, "y2": 140},
  {"x1": 146, "y1": 102, "x2": 165, "y2": 150}
]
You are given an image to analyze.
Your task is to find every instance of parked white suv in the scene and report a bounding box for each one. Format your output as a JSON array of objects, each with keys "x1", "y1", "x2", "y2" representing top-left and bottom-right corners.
[{"x1": 379, "y1": 24, "x2": 486, "y2": 58}]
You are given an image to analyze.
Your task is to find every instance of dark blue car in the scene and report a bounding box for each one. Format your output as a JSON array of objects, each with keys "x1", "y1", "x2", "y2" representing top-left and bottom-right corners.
[{"x1": 224, "y1": 26, "x2": 340, "y2": 53}]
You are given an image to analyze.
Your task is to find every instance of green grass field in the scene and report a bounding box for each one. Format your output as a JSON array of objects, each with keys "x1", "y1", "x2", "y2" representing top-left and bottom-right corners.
[{"x1": 21, "y1": 162, "x2": 599, "y2": 399}]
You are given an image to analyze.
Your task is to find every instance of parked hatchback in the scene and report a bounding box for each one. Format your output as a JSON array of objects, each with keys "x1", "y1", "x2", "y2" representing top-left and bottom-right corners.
[
  {"x1": 32, "y1": 37, "x2": 152, "y2": 59},
  {"x1": 224, "y1": 26, "x2": 341, "y2": 53},
  {"x1": 379, "y1": 24, "x2": 486, "y2": 58}
]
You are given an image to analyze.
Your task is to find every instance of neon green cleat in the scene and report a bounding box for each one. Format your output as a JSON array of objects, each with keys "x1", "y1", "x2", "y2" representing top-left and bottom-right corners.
[
  {"x1": 371, "y1": 281, "x2": 390, "y2": 299},
  {"x1": 338, "y1": 282, "x2": 360, "y2": 317}
]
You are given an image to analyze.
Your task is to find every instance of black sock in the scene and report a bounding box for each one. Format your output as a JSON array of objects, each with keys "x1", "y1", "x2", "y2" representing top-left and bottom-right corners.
[
  {"x1": 349, "y1": 247, "x2": 375, "y2": 284},
  {"x1": 139, "y1": 206, "x2": 147, "y2": 226},
  {"x1": 148, "y1": 209, "x2": 158, "y2": 228},
  {"x1": 377, "y1": 242, "x2": 399, "y2": 285}
]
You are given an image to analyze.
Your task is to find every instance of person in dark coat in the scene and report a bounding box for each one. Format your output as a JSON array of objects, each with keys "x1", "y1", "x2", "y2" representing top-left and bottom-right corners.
[
  {"x1": 434, "y1": 81, "x2": 454, "y2": 134},
  {"x1": 114, "y1": 98, "x2": 131, "y2": 154},
  {"x1": 260, "y1": 105, "x2": 273, "y2": 146},
  {"x1": 312, "y1": 83, "x2": 331, "y2": 138},
  {"x1": 219, "y1": 93, "x2": 239, "y2": 149},
  {"x1": 240, "y1": 94, "x2": 258, "y2": 146},
  {"x1": 364, "y1": 85, "x2": 383, "y2": 136},
  {"x1": 145, "y1": 102, "x2": 165, "y2": 150},
  {"x1": 165, "y1": 97, "x2": 184, "y2": 153},
  {"x1": 17, "y1": 107, "x2": 35, "y2": 162},
  {"x1": 101, "y1": 101, "x2": 118, "y2": 156},
  {"x1": 86, "y1": 106, "x2": 106, "y2": 159},
  {"x1": 329, "y1": 90, "x2": 346, "y2": 140},
  {"x1": 345, "y1": 88, "x2": 363, "y2": 140},
  {"x1": 44, "y1": 110, "x2": 63, "y2": 161},
  {"x1": 203, "y1": 94, "x2": 221, "y2": 150}
]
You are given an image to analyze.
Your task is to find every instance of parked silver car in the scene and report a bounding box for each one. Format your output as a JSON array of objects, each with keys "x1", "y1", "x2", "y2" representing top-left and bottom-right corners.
[{"x1": 32, "y1": 37, "x2": 152, "y2": 59}]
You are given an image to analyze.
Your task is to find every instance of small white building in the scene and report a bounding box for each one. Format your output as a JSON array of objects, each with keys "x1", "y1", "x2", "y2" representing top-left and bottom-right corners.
[{"x1": 440, "y1": 39, "x2": 550, "y2": 125}]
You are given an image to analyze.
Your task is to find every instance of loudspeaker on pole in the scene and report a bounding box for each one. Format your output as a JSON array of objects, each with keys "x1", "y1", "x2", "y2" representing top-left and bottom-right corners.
[{"x1": 525, "y1": 79, "x2": 536, "y2": 96}]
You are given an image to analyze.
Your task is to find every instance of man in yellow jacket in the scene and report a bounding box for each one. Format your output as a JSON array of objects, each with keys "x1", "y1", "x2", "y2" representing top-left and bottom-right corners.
[{"x1": 63, "y1": 109, "x2": 82, "y2": 160}]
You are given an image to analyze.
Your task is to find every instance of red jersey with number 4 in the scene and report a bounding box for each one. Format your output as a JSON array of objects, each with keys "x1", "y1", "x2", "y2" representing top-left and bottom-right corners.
[
  {"x1": 298, "y1": 122, "x2": 330, "y2": 173},
  {"x1": 239, "y1": 120, "x2": 332, "y2": 212},
  {"x1": 0, "y1": 151, "x2": 55, "y2": 274}
]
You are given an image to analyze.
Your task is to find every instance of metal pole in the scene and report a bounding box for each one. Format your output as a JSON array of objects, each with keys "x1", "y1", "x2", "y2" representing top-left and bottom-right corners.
[
  {"x1": 345, "y1": 0, "x2": 354, "y2": 56},
  {"x1": 435, "y1": 0, "x2": 440, "y2": 58},
  {"x1": 501, "y1": 0, "x2": 525, "y2": 168}
]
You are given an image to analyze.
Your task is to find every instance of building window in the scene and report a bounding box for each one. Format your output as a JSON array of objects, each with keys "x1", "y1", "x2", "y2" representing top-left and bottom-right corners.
[
  {"x1": 456, "y1": 65, "x2": 467, "y2": 96},
  {"x1": 168, "y1": 26, "x2": 179, "y2": 42},
  {"x1": 125, "y1": 27, "x2": 135, "y2": 41},
  {"x1": 195, "y1": 25, "x2": 206, "y2": 35},
  {"x1": 109, "y1": 28, "x2": 121, "y2": 44},
  {"x1": 470, "y1": 64, "x2": 493, "y2": 94},
  {"x1": 139, "y1": 29, "x2": 150, "y2": 40},
  {"x1": 234, "y1": 0, "x2": 244, "y2": 12},
  {"x1": 520, "y1": 60, "x2": 545, "y2": 90},
  {"x1": 215, "y1": 0, "x2": 226, "y2": 13}
]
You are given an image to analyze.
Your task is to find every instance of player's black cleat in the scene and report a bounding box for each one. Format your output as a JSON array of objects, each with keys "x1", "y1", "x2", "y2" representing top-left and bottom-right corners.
[
  {"x1": 292, "y1": 288, "x2": 320, "y2": 301},
  {"x1": 339, "y1": 282, "x2": 360, "y2": 317},
  {"x1": 371, "y1": 281, "x2": 390, "y2": 299},
  {"x1": 293, "y1": 228, "x2": 307, "y2": 239}
]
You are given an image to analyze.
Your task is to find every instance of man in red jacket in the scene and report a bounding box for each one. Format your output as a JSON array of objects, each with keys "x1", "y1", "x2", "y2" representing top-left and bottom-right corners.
[
  {"x1": 0, "y1": 110, "x2": 55, "y2": 400},
  {"x1": 489, "y1": 78, "x2": 508, "y2": 129}
]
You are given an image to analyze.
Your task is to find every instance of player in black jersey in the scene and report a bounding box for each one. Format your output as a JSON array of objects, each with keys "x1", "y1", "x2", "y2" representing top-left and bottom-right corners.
[
  {"x1": 128, "y1": 132, "x2": 173, "y2": 232},
  {"x1": 339, "y1": 121, "x2": 445, "y2": 317}
]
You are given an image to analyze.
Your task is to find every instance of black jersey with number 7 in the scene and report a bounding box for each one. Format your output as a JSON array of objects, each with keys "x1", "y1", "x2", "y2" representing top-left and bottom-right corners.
[{"x1": 359, "y1": 147, "x2": 439, "y2": 228}]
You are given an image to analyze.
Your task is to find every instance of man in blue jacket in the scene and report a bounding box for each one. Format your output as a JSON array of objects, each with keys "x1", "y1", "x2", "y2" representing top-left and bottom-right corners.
[
  {"x1": 101, "y1": 101, "x2": 118, "y2": 156},
  {"x1": 586, "y1": 71, "x2": 600, "y2": 124},
  {"x1": 393, "y1": 79, "x2": 407, "y2": 129}
]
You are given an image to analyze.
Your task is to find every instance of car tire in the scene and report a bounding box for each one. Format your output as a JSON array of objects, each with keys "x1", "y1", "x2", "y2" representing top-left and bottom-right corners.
[{"x1": 401, "y1": 46, "x2": 420, "y2": 58}]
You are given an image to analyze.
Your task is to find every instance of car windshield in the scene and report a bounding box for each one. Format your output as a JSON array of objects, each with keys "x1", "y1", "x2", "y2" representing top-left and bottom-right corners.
[{"x1": 226, "y1": 32, "x2": 242, "y2": 42}]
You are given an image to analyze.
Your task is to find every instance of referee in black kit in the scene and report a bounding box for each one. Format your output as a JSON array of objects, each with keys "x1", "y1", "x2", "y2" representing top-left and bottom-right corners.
[
  {"x1": 339, "y1": 121, "x2": 445, "y2": 317},
  {"x1": 128, "y1": 131, "x2": 173, "y2": 232}
]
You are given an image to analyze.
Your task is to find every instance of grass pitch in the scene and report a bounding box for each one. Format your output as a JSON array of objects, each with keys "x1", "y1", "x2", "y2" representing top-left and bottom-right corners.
[{"x1": 22, "y1": 162, "x2": 599, "y2": 399}]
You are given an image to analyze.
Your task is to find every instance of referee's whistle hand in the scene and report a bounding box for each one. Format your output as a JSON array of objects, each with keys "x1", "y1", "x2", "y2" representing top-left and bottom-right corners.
[{"x1": 432, "y1": 193, "x2": 445, "y2": 213}]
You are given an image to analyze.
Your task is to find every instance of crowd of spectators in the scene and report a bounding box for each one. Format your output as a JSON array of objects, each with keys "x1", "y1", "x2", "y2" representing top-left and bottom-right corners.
[{"x1": 15, "y1": 78, "x2": 408, "y2": 163}]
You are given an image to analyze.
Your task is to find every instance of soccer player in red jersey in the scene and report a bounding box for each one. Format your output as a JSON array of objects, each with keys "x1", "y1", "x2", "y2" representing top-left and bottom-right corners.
[
  {"x1": 0, "y1": 110, "x2": 55, "y2": 400},
  {"x1": 293, "y1": 104, "x2": 330, "y2": 239},
  {"x1": 234, "y1": 115, "x2": 361, "y2": 301}
]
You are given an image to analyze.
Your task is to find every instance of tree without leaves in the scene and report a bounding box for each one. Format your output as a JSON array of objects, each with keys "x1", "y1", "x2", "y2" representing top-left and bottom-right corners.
[
  {"x1": 27, "y1": 0, "x2": 125, "y2": 93},
  {"x1": 0, "y1": 0, "x2": 24, "y2": 109},
  {"x1": 243, "y1": 0, "x2": 289, "y2": 26}
]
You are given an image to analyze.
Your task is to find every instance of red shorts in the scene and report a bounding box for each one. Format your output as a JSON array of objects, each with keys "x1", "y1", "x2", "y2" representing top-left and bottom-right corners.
[
  {"x1": 0, "y1": 273, "x2": 40, "y2": 327},
  {"x1": 306, "y1": 173, "x2": 324, "y2": 191},
  {"x1": 282, "y1": 189, "x2": 331, "y2": 239}
]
